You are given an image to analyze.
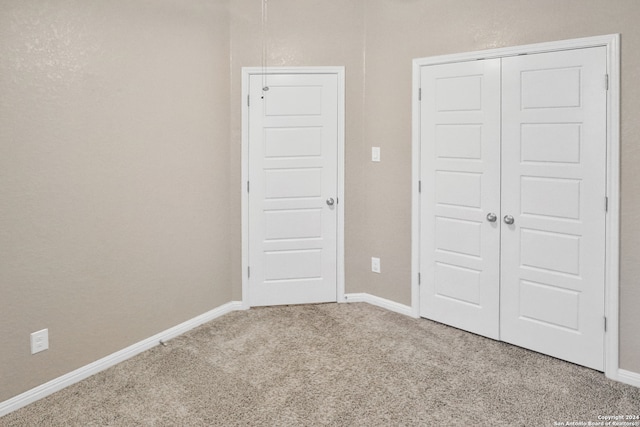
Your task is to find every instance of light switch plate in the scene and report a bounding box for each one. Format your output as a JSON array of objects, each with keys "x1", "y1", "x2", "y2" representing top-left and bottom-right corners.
[{"x1": 372, "y1": 147, "x2": 381, "y2": 162}]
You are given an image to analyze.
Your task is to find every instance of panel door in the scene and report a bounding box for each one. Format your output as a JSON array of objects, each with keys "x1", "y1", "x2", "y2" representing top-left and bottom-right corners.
[
  {"x1": 248, "y1": 73, "x2": 338, "y2": 307},
  {"x1": 500, "y1": 47, "x2": 607, "y2": 370},
  {"x1": 419, "y1": 59, "x2": 502, "y2": 339}
]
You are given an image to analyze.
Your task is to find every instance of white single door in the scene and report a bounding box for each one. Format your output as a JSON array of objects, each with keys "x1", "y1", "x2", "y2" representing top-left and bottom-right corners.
[
  {"x1": 419, "y1": 59, "x2": 502, "y2": 339},
  {"x1": 500, "y1": 47, "x2": 607, "y2": 370},
  {"x1": 248, "y1": 73, "x2": 338, "y2": 307}
]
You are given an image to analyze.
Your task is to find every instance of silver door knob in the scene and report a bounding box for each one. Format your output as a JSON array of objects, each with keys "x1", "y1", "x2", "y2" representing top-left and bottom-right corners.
[
  {"x1": 503, "y1": 215, "x2": 515, "y2": 225},
  {"x1": 486, "y1": 213, "x2": 497, "y2": 222},
  {"x1": 326, "y1": 198, "x2": 335, "y2": 206}
]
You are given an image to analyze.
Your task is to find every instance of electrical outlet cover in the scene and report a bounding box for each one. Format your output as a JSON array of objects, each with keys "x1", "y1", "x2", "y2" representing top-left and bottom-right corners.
[
  {"x1": 371, "y1": 257, "x2": 381, "y2": 273},
  {"x1": 372, "y1": 147, "x2": 381, "y2": 162},
  {"x1": 30, "y1": 329, "x2": 49, "y2": 354}
]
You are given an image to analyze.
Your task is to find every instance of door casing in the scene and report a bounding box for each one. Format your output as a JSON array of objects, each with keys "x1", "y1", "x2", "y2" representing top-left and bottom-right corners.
[
  {"x1": 412, "y1": 35, "x2": 620, "y2": 380},
  {"x1": 241, "y1": 66, "x2": 345, "y2": 308}
]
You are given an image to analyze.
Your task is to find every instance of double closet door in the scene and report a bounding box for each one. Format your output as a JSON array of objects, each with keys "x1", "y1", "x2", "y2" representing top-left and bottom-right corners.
[{"x1": 418, "y1": 47, "x2": 607, "y2": 370}]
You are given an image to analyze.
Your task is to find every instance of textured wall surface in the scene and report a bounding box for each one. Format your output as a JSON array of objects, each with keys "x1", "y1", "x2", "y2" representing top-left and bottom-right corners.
[
  {"x1": 2, "y1": 0, "x2": 639, "y2": 405},
  {"x1": 228, "y1": 0, "x2": 640, "y2": 374},
  {"x1": 359, "y1": 0, "x2": 640, "y2": 373},
  {"x1": 0, "y1": 0, "x2": 231, "y2": 401},
  {"x1": 228, "y1": 0, "x2": 367, "y2": 301}
]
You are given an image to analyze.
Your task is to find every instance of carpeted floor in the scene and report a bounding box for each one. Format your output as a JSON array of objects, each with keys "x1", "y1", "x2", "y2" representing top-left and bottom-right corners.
[{"x1": 2, "y1": 302, "x2": 639, "y2": 426}]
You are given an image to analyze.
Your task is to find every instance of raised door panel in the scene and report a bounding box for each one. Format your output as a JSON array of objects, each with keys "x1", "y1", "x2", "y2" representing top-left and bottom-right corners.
[
  {"x1": 248, "y1": 73, "x2": 338, "y2": 306},
  {"x1": 419, "y1": 59, "x2": 501, "y2": 339},
  {"x1": 500, "y1": 47, "x2": 607, "y2": 370}
]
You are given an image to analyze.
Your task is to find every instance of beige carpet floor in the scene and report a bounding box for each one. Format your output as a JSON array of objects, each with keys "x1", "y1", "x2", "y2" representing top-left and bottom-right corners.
[{"x1": 2, "y1": 302, "x2": 639, "y2": 426}]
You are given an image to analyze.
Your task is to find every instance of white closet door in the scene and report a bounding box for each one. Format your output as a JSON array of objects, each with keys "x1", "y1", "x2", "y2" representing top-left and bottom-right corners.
[
  {"x1": 419, "y1": 59, "x2": 502, "y2": 339},
  {"x1": 248, "y1": 73, "x2": 338, "y2": 307},
  {"x1": 500, "y1": 47, "x2": 607, "y2": 370}
]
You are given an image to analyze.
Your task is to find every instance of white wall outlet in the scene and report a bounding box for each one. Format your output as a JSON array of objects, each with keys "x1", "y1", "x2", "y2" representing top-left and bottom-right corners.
[
  {"x1": 372, "y1": 147, "x2": 381, "y2": 162},
  {"x1": 371, "y1": 257, "x2": 381, "y2": 273},
  {"x1": 30, "y1": 329, "x2": 49, "y2": 354}
]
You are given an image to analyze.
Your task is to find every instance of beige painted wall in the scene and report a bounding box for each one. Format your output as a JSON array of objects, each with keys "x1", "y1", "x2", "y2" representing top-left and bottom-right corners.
[
  {"x1": 0, "y1": 0, "x2": 231, "y2": 401},
  {"x1": 2, "y1": 0, "x2": 640, "y2": 405},
  {"x1": 228, "y1": 0, "x2": 640, "y2": 374},
  {"x1": 360, "y1": 0, "x2": 640, "y2": 372},
  {"x1": 228, "y1": 0, "x2": 367, "y2": 301}
]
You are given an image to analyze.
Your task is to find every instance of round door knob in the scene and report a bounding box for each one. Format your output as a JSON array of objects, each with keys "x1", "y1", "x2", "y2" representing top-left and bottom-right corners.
[
  {"x1": 326, "y1": 198, "x2": 335, "y2": 206},
  {"x1": 503, "y1": 215, "x2": 515, "y2": 225},
  {"x1": 486, "y1": 213, "x2": 497, "y2": 222}
]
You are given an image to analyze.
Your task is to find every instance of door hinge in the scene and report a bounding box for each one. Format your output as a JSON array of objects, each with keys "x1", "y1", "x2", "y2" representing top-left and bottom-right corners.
[
  {"x1": 605, "y1": 196, "x2": 608, "y2": 212},
  {"x1": 418, "y1": 180, "x2": 422, "y2": 193},
  {"x1": 418, "y1": 272, "x2": 421, "y2": 285},
  {"x1": 604, "y1": 316, "x2": 607, "y2": 332},
  {"x1": 248, "y1": 266, "x2": 250, "y2": 278},
  {"x1": 247, "y1": 181, "x2": 250, "y2": 193},
  {"x1": 247, "y1": 94, "x2": 250, "y2": 107},
  {"x1": 605, "y1": 74, "x2": 609, "y2": 91},
  {"x1": 418, "y1": 88, "x2": 422, "y2": 101}
]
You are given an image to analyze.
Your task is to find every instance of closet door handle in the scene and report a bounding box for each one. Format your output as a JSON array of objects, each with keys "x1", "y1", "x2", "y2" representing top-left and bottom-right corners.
[
  {"x1": 503, "y1": 215, "x2": 515, "y2": 225},
  {"x1": 326, "y1": 198, "x2": 335, "y2": 206},
  {"x1": 486, "y1": 213, "x2": 497, "y2": 222}
]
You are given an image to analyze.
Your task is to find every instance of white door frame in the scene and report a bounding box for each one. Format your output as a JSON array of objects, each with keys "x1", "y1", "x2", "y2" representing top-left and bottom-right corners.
[
  {"x1": 411, "y1": 35, "x2": 621, "y2": 381},
  {"x1": 241, "y1": 66, "x2": 345, "y2": 308}
]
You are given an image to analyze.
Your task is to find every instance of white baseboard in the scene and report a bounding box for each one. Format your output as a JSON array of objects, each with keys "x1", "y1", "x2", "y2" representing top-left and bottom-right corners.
[
  {"x1": 3, "y1": 297, "x2": 637, "y2": 419},
  {"x1": 0, "y1": 301, "x2": 244, "y2": 418},
  {"x1": 616, "y1": 369, "x2": 640, "y2": 389},
  {"x1": 344, "y1": 293, "x2": 640, "y2": 389},
  {"x1": 343, "y1": 292, "x2": 416, "y2": 318}
]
